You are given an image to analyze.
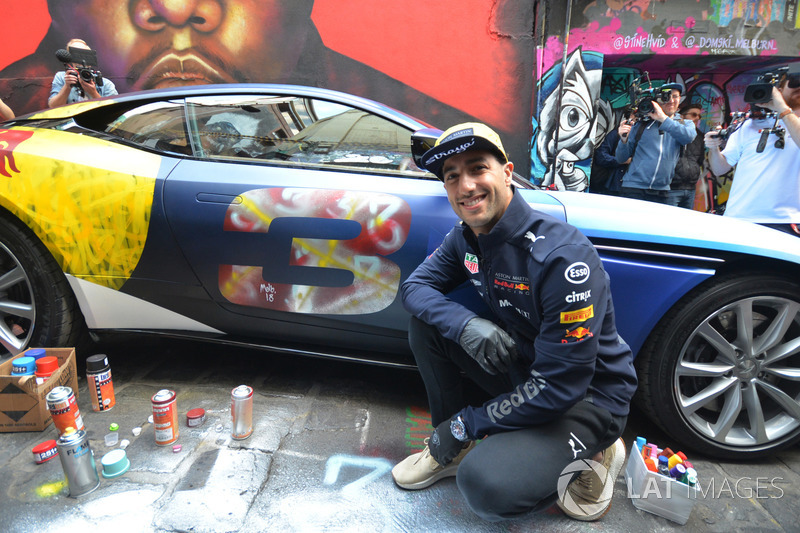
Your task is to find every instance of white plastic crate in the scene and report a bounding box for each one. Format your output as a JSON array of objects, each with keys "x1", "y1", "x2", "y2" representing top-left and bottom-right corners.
[{"x1": 624, "y1": 442, "x2": 698, "y2": 524}]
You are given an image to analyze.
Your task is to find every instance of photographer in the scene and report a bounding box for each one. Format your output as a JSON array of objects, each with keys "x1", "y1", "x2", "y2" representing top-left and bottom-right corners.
[
  {"x1": 669, "y1": 103, "x2": 706, "y2": 209},
  {"x1": 705, "y1": 71, "x2": 800, "y2": 235},
  {"x1": 590, "y1": 107, "x2": 635, "y2": 196},
  {"x1": 615, "y1": 83, "x2": 696, "y2": 204},
  {"x1": 48, "y1": 39, "x2": 117, "y2": 108}
]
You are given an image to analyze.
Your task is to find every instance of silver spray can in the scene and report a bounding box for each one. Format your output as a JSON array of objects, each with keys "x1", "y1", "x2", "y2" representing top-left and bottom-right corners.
[
  {"x1": 56, "y1": 427, "x2": 100, "y2": 497},
  {"x1": 231, "y1": 385, "x2": 253, "y2": 440}
]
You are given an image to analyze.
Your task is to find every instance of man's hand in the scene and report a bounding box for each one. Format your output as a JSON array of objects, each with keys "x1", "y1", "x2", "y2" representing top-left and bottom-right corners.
[
  {"x1": 459, "y1": 317, "x2": 518, "y2": 375},
  {"x1": 617, "y1": 119, "x2": 632, "y2": 142},
  {"x1": 428, "y1": 416, "x2": 466, "y2": 466},
  {"x1": 77, "y1": 74, "x2": 101, "y2": 99},
  {"x1": 760, "y1": 86, "x2": 791, "y2": 114},
  {"x1": 704, "y1": 129, "x2": 724, "y2": 150},
  {"x1": 64, "y1": 69, "x2": 80, "y2": 88},
  {"x1": 648, "y1": 101, "x2": 668, "y2": 123}
]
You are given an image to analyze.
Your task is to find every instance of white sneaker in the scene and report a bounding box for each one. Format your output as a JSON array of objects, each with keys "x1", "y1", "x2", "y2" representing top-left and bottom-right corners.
[{"x1": 392, "y1": 439, "x2": 476, "y2": 490}]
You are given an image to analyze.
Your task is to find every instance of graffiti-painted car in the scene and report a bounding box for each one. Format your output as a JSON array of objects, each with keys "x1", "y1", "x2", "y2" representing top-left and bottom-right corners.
[{"x1": 2, "y1": 85, "x2": 800, "y2": 460}]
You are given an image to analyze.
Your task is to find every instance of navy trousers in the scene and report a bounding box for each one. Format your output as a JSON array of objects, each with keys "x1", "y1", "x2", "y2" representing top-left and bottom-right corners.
[{"x1": 408, "y1": 316, "x2": 627, "y2": 521}]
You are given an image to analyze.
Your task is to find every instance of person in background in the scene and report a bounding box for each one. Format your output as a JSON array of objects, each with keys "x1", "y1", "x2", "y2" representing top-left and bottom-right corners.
[
  {"x1": 590, "y1": 106, "x2": 634, "y2": 196},
  {"x1": 668, "y1": 103, "x2": 706, "y2": 209},
  {"x1": 48, "y1": 38, "x2": 118, "y2": 108},
  {"x1": 615, "y1": 83, "x2": 696, "y2": 204},
  {"x1": 705, "y1": 72, "x2": 800, "y2": 236}
]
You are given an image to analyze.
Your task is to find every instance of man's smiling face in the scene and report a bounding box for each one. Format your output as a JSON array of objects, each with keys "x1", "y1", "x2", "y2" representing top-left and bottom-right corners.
[{"x1": 441, "y1": 150, "x2": 514, "y2": 235}]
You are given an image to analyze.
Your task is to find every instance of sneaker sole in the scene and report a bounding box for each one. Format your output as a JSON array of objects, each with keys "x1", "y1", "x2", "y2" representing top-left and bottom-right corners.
[{"x1": 393, "y1": 462, "x2": 459, "y2": 490}]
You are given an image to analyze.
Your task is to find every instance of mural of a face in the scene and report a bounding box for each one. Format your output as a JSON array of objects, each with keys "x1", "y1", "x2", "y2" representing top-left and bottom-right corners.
[
  {"x1": 537, "y1": 51, "x2": 599, "y2": 166},
  {"x1": 534, "y1": 49, "x2": 611, "y2": 191},
  {"x1": 47, "y1": 0, "x2": 313, "y2": 90}
]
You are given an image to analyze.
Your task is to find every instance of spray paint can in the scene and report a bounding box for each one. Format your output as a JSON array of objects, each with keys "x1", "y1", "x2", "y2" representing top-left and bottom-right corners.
[
  {"x1": 56, "y1": 427, "x2": 100, "y2": 497},
  {"x1": 46, "y1": 386, "x2": 85, "y2": 436},
  {"x1": 86, "y1": 354, "x2": 116, "y2": 412},
  {"x1": 231, "y1": 385, "x2": 253, "y2": 440},
  {"x1": 152, "y1": 389, "x2": 179, "y2": 446}
]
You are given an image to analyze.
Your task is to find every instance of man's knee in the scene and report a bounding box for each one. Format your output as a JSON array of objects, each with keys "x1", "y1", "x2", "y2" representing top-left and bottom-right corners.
[
  {"x1": 457, "y1": 455, "x2": 552, "y2": 522},
  {"x1": 457, "y1": 458, "x2": 510, "y2": 521}
]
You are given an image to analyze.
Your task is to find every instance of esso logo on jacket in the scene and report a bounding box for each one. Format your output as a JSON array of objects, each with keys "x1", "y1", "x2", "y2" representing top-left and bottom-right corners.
[{"x1": 565, "y1": 262, "x2": 590, "y2": 284}]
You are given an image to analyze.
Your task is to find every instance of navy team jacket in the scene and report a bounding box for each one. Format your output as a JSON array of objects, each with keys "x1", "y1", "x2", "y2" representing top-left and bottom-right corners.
[{"x1": 401, "y1": 190, "x2": 638, "y2": 439}]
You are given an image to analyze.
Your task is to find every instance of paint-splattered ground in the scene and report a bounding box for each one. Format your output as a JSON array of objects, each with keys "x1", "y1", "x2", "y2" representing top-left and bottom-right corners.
[{"x1": 1, "y1": 337, "x2": 799, "y2": 532}]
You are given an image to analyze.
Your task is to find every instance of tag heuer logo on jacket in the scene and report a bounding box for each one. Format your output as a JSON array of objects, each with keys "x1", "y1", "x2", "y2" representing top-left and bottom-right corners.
[{"x1": 464, "y1": 253, "x2": 479, "y2": 274}]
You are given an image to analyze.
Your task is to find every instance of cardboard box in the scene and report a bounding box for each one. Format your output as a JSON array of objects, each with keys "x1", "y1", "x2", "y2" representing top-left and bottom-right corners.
[
  {"x1": 0, "y1": 348, "x2": 78, "y2": 432},
  {"x1": 625, "y1": 442, "x2": 698, "y2": 524}
]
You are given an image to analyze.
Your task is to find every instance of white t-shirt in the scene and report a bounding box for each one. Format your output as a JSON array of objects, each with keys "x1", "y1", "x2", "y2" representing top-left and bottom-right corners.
[{"x1": 722, "y1": 116, "x2": 800, "y2": 223}]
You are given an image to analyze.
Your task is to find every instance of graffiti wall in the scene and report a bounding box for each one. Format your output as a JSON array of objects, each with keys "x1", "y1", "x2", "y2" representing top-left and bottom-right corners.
[
  {"x1": 0, "y1": 0, "x2": 535, "y2": 174},
  {"x1": 532, "y1": 0, "x2": 800, "y2": 197},
  {"x1": 2, "y1": 0, "x2": 799, "y2": 188}
]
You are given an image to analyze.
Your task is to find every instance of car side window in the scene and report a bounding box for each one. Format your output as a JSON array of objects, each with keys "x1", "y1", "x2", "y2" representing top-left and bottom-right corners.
[
  {"x1": 103, "y1": 100, "x2": 191, "y2": 155},
  {"x1": 185, "y1": 95, "x2": 427, "y2": 175}
]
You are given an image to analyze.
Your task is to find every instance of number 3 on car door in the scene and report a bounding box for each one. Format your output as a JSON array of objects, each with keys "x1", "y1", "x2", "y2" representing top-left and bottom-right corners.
[{"x1": 218, "y1": 188, "x2": 412, "y2": 315}]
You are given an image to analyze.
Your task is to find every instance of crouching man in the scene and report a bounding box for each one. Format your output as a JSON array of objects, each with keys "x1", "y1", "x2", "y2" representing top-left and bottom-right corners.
[{"x1": 392, "y1": 123, "x2": 638, "y2": 522}]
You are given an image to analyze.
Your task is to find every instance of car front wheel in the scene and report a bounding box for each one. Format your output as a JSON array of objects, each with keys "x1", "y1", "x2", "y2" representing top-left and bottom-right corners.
[
  {"x1": 0, "y1": 215, "x2": 84, "y2": 360},
  {"x1": 636, "y1": 273, "x2": 800, "y2": 459}
]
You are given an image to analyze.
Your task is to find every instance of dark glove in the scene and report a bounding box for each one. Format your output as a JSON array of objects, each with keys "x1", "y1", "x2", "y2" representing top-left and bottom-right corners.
[
  {"x1": 459, "y1": 317, "x2": 518, "y2": 375},
  {"x1": 428, "y1": 416, "x2": 466, "y2": 466}
]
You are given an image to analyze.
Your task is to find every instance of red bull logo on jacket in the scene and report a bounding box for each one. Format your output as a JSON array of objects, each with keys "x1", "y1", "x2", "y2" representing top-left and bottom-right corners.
[{"x1": 562, "y1": 327, "x2": 593, "y2": 343}]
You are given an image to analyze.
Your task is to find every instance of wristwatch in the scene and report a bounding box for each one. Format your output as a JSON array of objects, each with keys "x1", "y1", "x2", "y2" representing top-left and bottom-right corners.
[{"x1": 450, "y1": 414, "x2": 470, "y2": 442}]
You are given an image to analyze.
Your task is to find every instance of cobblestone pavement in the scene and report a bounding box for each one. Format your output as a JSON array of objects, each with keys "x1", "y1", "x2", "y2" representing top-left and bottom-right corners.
[{"x1": 1, "y1": 336, "x2": 799, "y2": 532}]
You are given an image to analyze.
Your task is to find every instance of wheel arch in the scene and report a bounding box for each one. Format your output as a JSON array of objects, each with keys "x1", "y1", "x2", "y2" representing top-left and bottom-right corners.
[
  {"x1": 0, "y1": 204, "x2": 70, "y2": 272},
  {"x1": 633, "y1": 263, "x2": 800, "y2": 458},
  {"x1": 0, "y1": 206, "x2": 88, "y2": 358}
]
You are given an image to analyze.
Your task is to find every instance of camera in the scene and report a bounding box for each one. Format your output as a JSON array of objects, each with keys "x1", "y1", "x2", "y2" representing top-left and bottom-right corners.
[
  {"x1": 633, "y1": 87, "x2": 672, "y2": 116},
  {"x1": 744, "y1": 67, "x2": 787, "y2": 106},
  {"x1": 75, "y1": 66, "x2": 103, "y2": 87},
  {"x1": 54, "y1": 46, "x2": 104, "y2": 94},
  {"x1": 628, "y1": 74, "x2": 673, "y2": 118},
  {"x1": 709, "y1": 112, "x2": 747, "y2": 145}
]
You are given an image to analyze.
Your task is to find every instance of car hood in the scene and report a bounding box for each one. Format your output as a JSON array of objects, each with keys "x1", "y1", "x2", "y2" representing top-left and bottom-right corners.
[{"x1": 534, "y1": 190, "x2": 800, "y2": 265}]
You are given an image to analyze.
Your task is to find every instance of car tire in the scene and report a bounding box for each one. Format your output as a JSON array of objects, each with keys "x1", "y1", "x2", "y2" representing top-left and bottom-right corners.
[
  {"x1": 0, "y1": 215, "x2": 85, "y2": 359},
  {"x1": 635, "y1": 272, "x2": 800, "y2": 459}
]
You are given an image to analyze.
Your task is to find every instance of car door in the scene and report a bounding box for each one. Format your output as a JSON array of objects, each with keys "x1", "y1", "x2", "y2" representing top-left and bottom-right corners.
[{"x1": 161, "y1": 93, "x2": 462, "y2": 356}]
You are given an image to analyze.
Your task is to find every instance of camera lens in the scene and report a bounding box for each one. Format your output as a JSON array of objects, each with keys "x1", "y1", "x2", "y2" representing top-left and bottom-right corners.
[{"x1": 79, "y1": 69, "x2": 93, "y2": 83}]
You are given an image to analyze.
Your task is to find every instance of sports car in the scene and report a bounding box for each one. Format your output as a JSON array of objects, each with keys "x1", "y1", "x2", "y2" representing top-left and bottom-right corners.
[{"x1": 2, "y1": 84, "x2": 800, "y2": 459}]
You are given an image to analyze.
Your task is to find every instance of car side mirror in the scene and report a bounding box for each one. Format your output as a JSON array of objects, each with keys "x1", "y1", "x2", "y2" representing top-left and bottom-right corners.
[{"x1": 410, "y1": 128, "x2": 441, "y2": 169}]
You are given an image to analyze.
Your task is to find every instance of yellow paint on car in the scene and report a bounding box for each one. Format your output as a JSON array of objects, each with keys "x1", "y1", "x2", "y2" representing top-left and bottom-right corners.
[
  {"x1": 26, "y1": 98, "x2": 117, "y2": 120},
  {"x1": 0, "y1": 128, "x2": 160, "y2": 290}
]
